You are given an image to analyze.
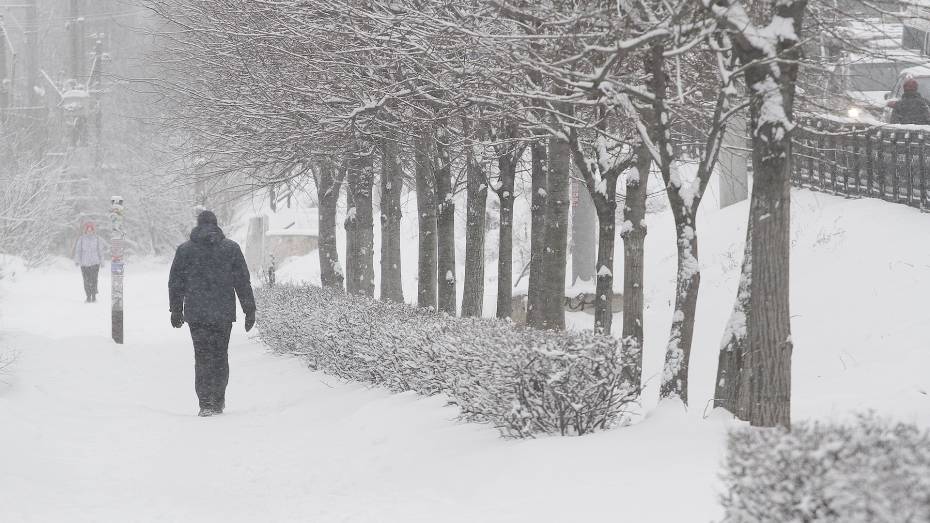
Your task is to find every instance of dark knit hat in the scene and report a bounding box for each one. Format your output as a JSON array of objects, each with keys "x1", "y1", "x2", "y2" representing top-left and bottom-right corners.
[{"x1": 197, "y1": 210, "x2": 218, "y2": 226}]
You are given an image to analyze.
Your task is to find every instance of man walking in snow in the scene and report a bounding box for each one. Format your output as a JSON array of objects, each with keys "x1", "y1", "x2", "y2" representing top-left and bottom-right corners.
[
  {"x1": 73, "y1": 222, "x2": 106, "y2": 303},
  {"x1": 169, "y1": 210, "x2": 256, "y2": 417}
]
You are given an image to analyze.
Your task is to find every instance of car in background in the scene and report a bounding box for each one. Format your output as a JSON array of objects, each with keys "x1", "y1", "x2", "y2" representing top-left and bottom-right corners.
[
  {"x1": 824, "y1": 50, "x2": 926, "y2": 121},
  {"x1": 882, "y1": 65, "x2": 930, "y2": 122}
]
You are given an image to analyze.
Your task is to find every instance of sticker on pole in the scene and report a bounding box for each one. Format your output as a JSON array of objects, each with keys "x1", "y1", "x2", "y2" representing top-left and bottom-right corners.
[{"x1": 111, "y1": 261, "x2": 124, "y2": 274}]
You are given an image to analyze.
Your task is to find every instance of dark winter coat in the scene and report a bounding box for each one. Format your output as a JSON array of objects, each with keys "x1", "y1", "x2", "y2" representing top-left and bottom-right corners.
[
  {"x1": 168, "y1": 224, "x2": 255, "y2": 325},
  {"x1": 891, "y1": 92, "x2": 930, "y2": 125}
]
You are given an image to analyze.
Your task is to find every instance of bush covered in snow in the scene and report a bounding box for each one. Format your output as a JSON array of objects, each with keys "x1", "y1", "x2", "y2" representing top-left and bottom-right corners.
[
  {"x1": 256, "y1": 284, "x2": 639, "y2": 437},
  {"x1": 720, "y1": 413, "x2": 930, "y2": 523}
]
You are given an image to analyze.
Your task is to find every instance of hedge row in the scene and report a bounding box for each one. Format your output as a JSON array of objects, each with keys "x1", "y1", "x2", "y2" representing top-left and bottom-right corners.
[
  {"x1": 255, "y1": 284, "x2": 639, "y2": 437},
  {"x1": 720, "y1": 413, "x2": 930, "y2": 522}
]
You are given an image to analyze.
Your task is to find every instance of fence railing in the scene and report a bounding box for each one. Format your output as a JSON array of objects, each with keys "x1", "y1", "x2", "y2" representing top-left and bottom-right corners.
[
  {"x1": 793, "y1": 117, "x2": 930, "y2": 210},
  {"x1": 674, "y1": 115, "x2": 930, "y2": 211}
]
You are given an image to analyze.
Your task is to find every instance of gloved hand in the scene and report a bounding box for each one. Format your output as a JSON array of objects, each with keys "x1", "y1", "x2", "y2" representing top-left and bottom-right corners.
[
  {"x1": 170, "y1": 310, "x2": 185, "y2": 328},
  {"x1": 244, "y1": 310, "x2": 256, "y2": 332}
]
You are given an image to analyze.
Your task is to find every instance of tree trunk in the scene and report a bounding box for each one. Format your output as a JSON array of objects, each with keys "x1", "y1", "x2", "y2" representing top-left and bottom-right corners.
[
  {"x1": 644, "y1": 42, "x2": 702, "y2": 405},
  {"x1": 346, "y1": 150, "x2": 375, "y2": 297},
  {"x1": 379, "y1": 140, "x2": 403, "y2": 303},
  {"x1": 435, "y1": 126, "x2": 457, "y2": 315},
  {"x1": 621, "y1": 149, "x2": 650, "y2": 389},
  {"x1": 592, "y1": 195, "x2": 617, "y2": 334},
  {"x1": 495, "y1": 154, "x2": 516, "y2": 320},
  {"x1": 714, "y1": 221, "x2": 752, "y2": 415},
  {"x1": 541, "y1": 135, "x2": 570, "y2": 330},
  {"x1": 742, "y1": 0, "x2": 803, "y2": 430},
  {"x1": 706, "y1": 0, "x2": 804, "y2": 430},
  {"x1": 566, "y1": 127, "x2": 619, "y2": 335},
  {"x1": 659, "y1": 208, "x2": 700, "y2": 404},
  {"x1": 344, "y1": 160, "x2": 359, "y2": 294},
  {"x1": 317, "y1": 159, "x2": 344, "y2": 290},
  {"x1": 415, "y1": 132, "x2": 438, "y2": 309},
  {"x1": 357, "y1": 153, "x2": 376, "y2": 297},
  {"x1": 747, "y1": 131, "x2": 793, "y2": 428},
  {"x1": 526, "y1": 138, "x2": 548, "y2": 328},
  {"x1": 461, "y1": 127, "x2": 487, "y2": 318}
]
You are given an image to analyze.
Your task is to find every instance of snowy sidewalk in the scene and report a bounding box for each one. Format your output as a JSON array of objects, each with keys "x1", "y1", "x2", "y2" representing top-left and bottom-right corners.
[{"x1": 0, "y1": 261, "x2": 727, "y2": 522}]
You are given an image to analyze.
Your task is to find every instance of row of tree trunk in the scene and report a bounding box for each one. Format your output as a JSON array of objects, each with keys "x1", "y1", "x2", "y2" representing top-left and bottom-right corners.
[{"x1": 314, "y1": 120, "x2": 585, "y2": 331}]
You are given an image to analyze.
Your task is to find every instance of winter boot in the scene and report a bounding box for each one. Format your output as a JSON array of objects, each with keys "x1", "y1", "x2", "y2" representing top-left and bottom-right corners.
[{"x1": 198, "y1": 407, "x2": 221, "y2": 417}]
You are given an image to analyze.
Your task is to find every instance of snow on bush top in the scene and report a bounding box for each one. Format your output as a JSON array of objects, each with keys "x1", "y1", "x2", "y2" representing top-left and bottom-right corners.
[{"x1": 256, "y1": 284, "x2": 640, "y2": 437}]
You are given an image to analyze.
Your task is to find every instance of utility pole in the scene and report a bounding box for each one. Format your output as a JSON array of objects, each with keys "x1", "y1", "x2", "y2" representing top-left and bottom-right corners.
[{"x1": 110, "y1": 195, "x2": 125, "y2": 344}]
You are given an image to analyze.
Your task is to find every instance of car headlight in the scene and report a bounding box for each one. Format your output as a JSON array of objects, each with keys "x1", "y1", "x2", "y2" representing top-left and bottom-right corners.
[{"x1": 848, "y1": 107, "x2": 862, "y2": 119}]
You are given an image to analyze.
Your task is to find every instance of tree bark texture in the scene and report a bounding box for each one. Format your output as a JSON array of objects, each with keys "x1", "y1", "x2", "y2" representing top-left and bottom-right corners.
[
  {"x1": 526, "y1": 138, "x2": 548, "y2": 328},
  {"x1": 593, "y1": 200, "x2": 617, "y2": 333},
  {"x1": 541, "y1": 135, "x2": 570, "y2": 330},
  {"x1": 415, "y1": 133, "x2": 438, "y2": 309},
  {"x1": 658, "y1": 207, "x2": 700, "y2": 405},
  {"x1": 746, "y1": 148, "x2": 792, "y2": 428},
  {"x1": 461, "y1": 126, "x2": 487, "y2": 318},
  {"x1": 435, "y1": 127, "x2": 457, "y2": 315},
  {"x1": 621, "y1": 148, "x2": 650, "y2": 389},
  {"x1": 709, "y1": 0, "x2": 805, "y2": 428},
  {"x1": 567, "y1": 127, "x2": 622, "y2": 335},
  {"x1": 714, "y1": 221, "x2": 752, "y2": 415},
  {"x1": 345, "y1": 150, "x2": 375, "y2": 297},
  {"x1": 317, "y1": 159, "x2": 344, "y2": 291},
  {"x1": 495, "y1": 153, "x2": 516, "y2": 320},
  {"x1": 640, "y1": 42, "x2": 703, "y2": 405},
  {"x1": 379, "y1": 140, "x2": 404, "y2": 303},
  {"x1": 344, "y1": 160, "x2": 359, "y2": 294}
]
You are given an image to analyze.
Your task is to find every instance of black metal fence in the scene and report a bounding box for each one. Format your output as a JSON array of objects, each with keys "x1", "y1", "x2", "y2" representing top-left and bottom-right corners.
[
  {"x1": 674, "y1": 115, "x2": 930, "y2": 211},
  {"x1": 793, "y1": 117, "x2": 930, "y2": 210}
]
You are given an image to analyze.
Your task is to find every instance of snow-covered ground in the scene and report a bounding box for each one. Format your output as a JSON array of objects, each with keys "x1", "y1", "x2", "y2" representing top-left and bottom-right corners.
[{"x1": 1, "y1": 188, "x2": 929, "y2": 522}]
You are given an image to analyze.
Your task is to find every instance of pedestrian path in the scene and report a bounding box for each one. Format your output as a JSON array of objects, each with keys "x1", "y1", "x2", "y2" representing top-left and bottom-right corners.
[{"x1": 0, "y1": 260, "x2": 725, "y2": 523}]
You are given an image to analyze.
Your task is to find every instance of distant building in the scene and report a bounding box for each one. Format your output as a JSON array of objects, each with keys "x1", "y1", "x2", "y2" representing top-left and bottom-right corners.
[
  {"x1": 903, "y1": 3, "x2": 930, "y2": 55},
  {"x1": 244, "y1": 203, "x2": 319, "y2": 274}
]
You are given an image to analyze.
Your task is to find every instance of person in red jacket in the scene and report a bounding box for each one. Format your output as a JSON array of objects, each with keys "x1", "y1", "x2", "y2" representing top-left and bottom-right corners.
[
  {"x1": 72, "y1": 222, "x2": 106, "y2": 303},
  {"x1": 891, "y1": 78, "x2": 930, "y2": 125}
]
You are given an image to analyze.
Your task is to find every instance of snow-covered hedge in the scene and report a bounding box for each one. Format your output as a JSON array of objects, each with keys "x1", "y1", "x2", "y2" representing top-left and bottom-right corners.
[
  {"x1": 720, "y1": 414, "x2": 930, "y2": 523},
  {"x1": 256, "y1": 284, "x2": 639, "y2": 437}
]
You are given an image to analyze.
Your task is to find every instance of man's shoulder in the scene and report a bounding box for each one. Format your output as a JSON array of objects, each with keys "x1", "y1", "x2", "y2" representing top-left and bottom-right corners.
[
  {"x1": 175, "y1": 240, "x2": 195, "y2": 255},
  {"x1": 220, "y1": 238, "x2": 243, "y2": 251}
]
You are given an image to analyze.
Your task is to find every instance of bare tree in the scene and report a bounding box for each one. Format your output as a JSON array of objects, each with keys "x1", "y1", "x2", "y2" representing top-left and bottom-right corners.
[
  {"x1": 705, "y1": 0, "x2": 808, "y2": 428},
  {"x1": 461, "y1": 117, "x2": 488, "y2": 317},
  {"x1": 379, "y1": 140, "x2": 404, "y2": 302}
]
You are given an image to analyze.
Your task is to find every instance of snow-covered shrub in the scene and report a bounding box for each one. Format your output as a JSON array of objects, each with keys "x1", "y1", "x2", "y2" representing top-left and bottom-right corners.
[
  {"x1": 720, "y1": 413, "x2": 930, "y2": 523},
  {"x1": 256, "y1": 284, "x2": 638, "y2": 437}
]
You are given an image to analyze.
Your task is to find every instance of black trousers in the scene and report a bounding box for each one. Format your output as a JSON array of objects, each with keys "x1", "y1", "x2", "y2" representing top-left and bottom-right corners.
[
  {"x1": 189, "y1": 322, "x2": 233, "y2": 410},
  {"x1": 80, "y1": 265, "x2": 100, "y2": 298}
]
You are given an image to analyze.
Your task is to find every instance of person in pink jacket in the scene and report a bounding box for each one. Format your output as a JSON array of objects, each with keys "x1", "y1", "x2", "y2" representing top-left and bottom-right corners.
[{"x1": 73, "y1": 222, "x2": 106, "y2": 302}]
